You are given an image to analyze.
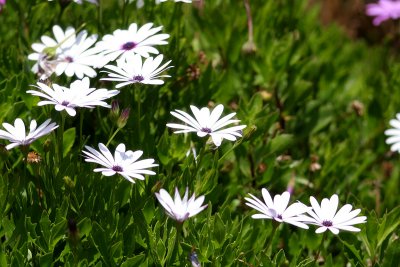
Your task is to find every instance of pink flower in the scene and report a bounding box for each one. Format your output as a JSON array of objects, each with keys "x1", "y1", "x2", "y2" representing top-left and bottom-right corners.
[
  {"x1": 366, "y1": 0, "x2": 400, "y2": 26},
  {"x1": 0, "y1": 0, "x2": 5, "y2": 11}
]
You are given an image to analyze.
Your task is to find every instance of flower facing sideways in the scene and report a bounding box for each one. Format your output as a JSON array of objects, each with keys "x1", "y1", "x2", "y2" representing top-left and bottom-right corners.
[
  {"x1": 155, "y1": 187, "x2": 208, "y2": 222},
  {"x1": 0, "y1": 118, "x2": 58, "y2": 150},
  {"x1": 166, "y1": 104, "x2": 246, "y2": 147},
  {"x1": 102, "y1": 54, "x2": 172, "y2": 88},
  {"x1": 366, "y1": 0, "x2": 400, "y2": 26},
  {"x1": 384, "y1": 113, "x2": 400, "y2": 152},
  {"x1": 305, "y1": 194, "x2": 367, "y2": 234},
  {"x1": 245, "y1": 188, "x2": 311, "y2": 229},
  {"x1": 28, "y1": 77, "x2": 119, "y2": 116},
  {"x1": 83, "y1": 143, "x2": 158, "y2": 184}
]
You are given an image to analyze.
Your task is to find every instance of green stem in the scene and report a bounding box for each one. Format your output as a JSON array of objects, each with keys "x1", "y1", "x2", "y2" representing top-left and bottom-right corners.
[
  {"x1": 218, "y1": 138, "x2": 244, "y2": 163},
  {"x1": 135, "y1": 86, "x2": 141, "y2": 142},
  {"x1": 169, "y1": 222, "x2": 182, "y2": 265},
  {"x1": 315, "y1": 232, "x2": 327, "y2": 262},
  {"x1": 264, "y1": 221, "x2": 279, "y2": 256},
  {"x1": 79, "y1": 109, "x2": 84, "y2": 149},
  {"x1": 58, "y1": 112, "x2": 66, "y2": 165},
  {"x1": 97, "y1": 0, "x2": 103, "y2": 33},
  {"x1": 106, "y1": 128, "x2": 121, "y2": 147}
]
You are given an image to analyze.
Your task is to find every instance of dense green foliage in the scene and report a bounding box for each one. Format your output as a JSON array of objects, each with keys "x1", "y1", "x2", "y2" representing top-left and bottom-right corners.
[{"x1": 0, "y1": 0, "x2": 399, "y2": 266}]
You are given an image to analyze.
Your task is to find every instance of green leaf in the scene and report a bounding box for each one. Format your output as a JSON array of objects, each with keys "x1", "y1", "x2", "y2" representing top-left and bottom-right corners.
[
  {"x1": 377, "y1": 206, "x2": 400, "y2": 248},
  {"x1": 0, "y1": 248, "x2": 8, "y2": 267},
  {"x1": 213, "y1": 214, "x2": 225, "y2": 247},
  {"x1": 340, "y1": 238, "x2": 365, "y2": 267},
  {"x1": 63, "y1": 127, "x2": 76, "y2": 158},
  {"x1": 382, "y1": 238, "x2": 400, "y2": 267},
  {"x1": 273, "y1": 249, "x2": 286, "y2": 265},
  {"x1": 268, "y1": 134, "x2": 295, "y2": 154},
  {"x1": 39, "y1": 252, "x2": 53, "y2": 267},
  {"x1": 121, "y1": 254, "x2": 146, "y2": 267}
]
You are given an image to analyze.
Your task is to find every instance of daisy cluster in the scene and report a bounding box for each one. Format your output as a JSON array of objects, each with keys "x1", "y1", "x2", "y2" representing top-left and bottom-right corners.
[
  {"x1": 0, "y1": 1, "x2": 372, "y2": 263},
  {"x1": 245, "y1": 188, "x2": 366, "y2": 234}
]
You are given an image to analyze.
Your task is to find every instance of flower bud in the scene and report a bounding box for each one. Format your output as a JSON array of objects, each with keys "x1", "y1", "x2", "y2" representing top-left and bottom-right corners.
[
  {"x1": 110, "y1": 100, "x2": 120, "y2": 121},
  {"x1": 117, "y1": 108, "x2": 130, "y2": 129},
  {"x1": 63, "y1": 176, "x2": 75, "y2": 189},
  {"x1": 43, "y1": 138, "x2": 52, "y2": 153}
]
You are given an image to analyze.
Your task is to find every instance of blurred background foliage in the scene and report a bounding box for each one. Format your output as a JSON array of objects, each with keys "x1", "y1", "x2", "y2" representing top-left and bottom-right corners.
[{"x1": 0, "y1": 0, "x2": 399, "y2": 266}]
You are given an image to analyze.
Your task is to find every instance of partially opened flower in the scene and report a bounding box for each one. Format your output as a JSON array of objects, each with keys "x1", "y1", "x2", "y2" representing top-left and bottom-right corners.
[
  {"x1": 94, "y1": 22, "x2": 169, "y2": 66},
  {"x1": 0, "y1": 118, "x2": 58, "y2": 150},
  {"x1": 101, "y1": 54, "x2": 172, "y2": 88},
  {"x1": 245, "y1": 188, "x2": 310, "y2": 229},
  {"x1": 306, "y1": 194, "x2": 367, "y2": 234},
  {"x1": 166, "y1": 104, "x2": 246, "y2": 147},
  {"x1": 155, "y1": 187, "x2": 208, "y2": 222},
  {"x1": 27, "y1": 77, "x2": 119, "y2": 116},
  {"x1": 83, "y1": 143, "x2": 158, "y2": 183},
  {"x1": 366, "y1": 0, "x2": 400, "y2": 26},
  {"x1": 384, "y1": 113, "x2": 400, "y2": 152}
]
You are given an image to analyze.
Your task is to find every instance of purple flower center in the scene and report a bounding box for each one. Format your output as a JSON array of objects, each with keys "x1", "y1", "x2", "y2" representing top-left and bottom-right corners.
[
  {"x1": 276, "y1": 214, "x2": 283, "y2": 220},
  {"x1": 322, "y1": 220, "x2": 333, "y2": 227},
  {"x1": 132, "y1": 75, "x2": 144, "y2": 82},
  {"x1": 201, "y1": 127, "x2": 212, "y2": 134},
  {"x1": 112, "y1": 165, "x2": 123, "y2": 172},
  {"x1": 66, "y1": 56, "x2": 73, "y2": 63},
  {"x1": 121, "y1": 42, "x2": 137, "y2": 51},
  {"x1": 61, "y1": 101, "x2": 70, "y2": 106}
]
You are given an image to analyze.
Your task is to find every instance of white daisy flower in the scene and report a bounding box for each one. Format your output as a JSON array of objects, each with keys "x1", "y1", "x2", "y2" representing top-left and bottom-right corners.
[
  {"x1": 155, "y1": 187, "x2": 208, "y2": 222},
  {"x1": 27, "y1": 77, "x2": 119, "y2": 117},
  {"x1": 384, "y1": 113, "x2": 400, "y2": 152},
  {"x1": 54, "y1": 30, "x2": 100, "y2": 79},
  {"x1": 245, "y1": 188, "x2": 311, "y2": 229},
  {"x1": 83, "y1": 143, "x2": 158, "y2": 183},
  {"x1": 28, "y1": 25, "x2": 77, "y2": 78},
  {"x1": 94, "y1": 22, "x2": 169, "y2": 66},
  {"x1": 306, "y1": 194, "x2": 367, "y2": 234},
  {"x1": 166, "y1": 104, "x2": 246, "y2": 147},
  {"x1": 101, "y1": 54, "x2": 172, "y2": 88},
  {"x1": 0, "y1": 118, "x2": 58, "y2": 150}
]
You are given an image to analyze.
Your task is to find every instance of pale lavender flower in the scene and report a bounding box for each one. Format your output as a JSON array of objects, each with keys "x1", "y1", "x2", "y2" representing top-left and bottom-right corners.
[
  {"x1": 245, "y1": 188, "x2": 311, "y2": 229},
  {"x1": 28, "y1": 25, "x2": 77, "y2": 79},
  {"x1": 83, "y1": 143, "x2": 158, "y2": 183},
  {"x1": 102, "y1": 54, "x2": 172, "y2": 88},
  {"x1": 155, "y1": 187, "x2": 207, "y2": 222},
  {"x1": 94, "y1": 23, "x2": 169, "y2": 66},
  {"x1": 366, "y1": 0, "x2": 400, "y2": 25},
  {"x1": 28, "y1": 77, "x2": 119, "y2": 117},
  {"x1": 0, "y1": 118, "x2": 58, "y2": 150},
  {"x1": 53, "y1": 30, "x2": 100, "y2": 79},
  {"x1": 28, "y1": 25, "x2": 101, "y2": 79},
  {"x1": 305, "y1": 194, "x2": 367, "y2": 234},
  {"x1": 166, "y1": 104, "x2": 246, "y2": 147},
  {"x1": 0, "y1": 0, "x2": 5, "y2": 12}
]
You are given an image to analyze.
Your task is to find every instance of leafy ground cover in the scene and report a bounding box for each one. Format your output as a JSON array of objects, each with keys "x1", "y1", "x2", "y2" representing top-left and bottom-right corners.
[{"x1": 0, "y1": 0, "x2": 399, "y2": 266}]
